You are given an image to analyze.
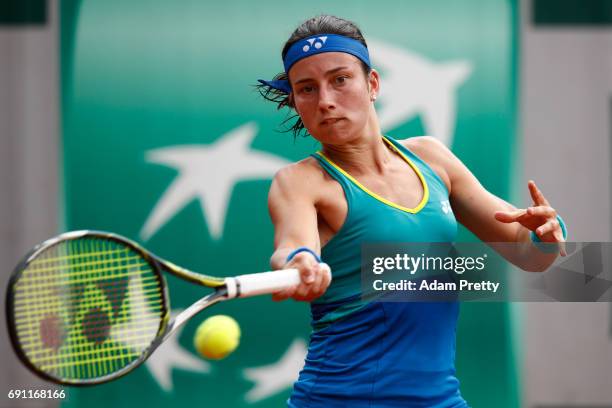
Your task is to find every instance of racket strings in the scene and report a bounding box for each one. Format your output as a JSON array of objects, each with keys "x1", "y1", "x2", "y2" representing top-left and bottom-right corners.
[
  {"x1": 15, "y1": 261, "x2": 156, "y2": 291},
  {"x1": 11, "y1": 237, "x2": 166, "y2": 382},
  {"x1": 12, "y1": 279, "x2": 163, "y2": 314}
]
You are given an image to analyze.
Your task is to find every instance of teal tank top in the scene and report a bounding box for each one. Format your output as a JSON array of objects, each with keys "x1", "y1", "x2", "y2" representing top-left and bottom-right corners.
[
  {"x1": 311, "y1": 135, "x2": 458, "y2": 327},
  {"x1": 288, "y1": 135, "x2": 467, "y2": 407}
]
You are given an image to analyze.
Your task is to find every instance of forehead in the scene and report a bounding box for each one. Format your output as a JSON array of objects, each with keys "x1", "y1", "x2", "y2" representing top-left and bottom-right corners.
[{"x1": 288, "y1": 52, "x2": 362, "y2": 80}]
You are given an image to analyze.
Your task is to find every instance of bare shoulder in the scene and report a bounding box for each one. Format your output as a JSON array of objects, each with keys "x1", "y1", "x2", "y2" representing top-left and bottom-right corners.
[
  {"x1": 397, "y1": 136, "x2": 453, "y2": 192},
  {"x1": 269, "y1": 156, "x2": 327, "y2": 202},
  {"x1": 399, "y1": 136, "x2": 451, "y2": 162},
  {"x1": 272, "y1": 156, "x2": 326, "y2": 188}
]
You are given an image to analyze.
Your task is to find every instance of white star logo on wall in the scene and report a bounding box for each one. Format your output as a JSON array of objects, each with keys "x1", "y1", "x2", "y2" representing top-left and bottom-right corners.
[
  {"x1": 369, "y1": 39, "x2": 472, "y2": 146},
  {"x1": 140, "y1": 122, "x2": 290, "y2": 241},
  {"x1": 145, "y1": 309, "x2": 210, "y2": 392},
  {"x1": 243, "y1": 338, "x2": 307, "y2": 403}
]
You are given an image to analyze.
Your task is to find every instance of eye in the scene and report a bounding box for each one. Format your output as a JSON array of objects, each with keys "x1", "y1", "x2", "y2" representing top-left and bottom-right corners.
[
  {"x1": 299, "y1": 85, "x2": 314, "y2": 94},
  {"x1": 335, "y1": 75, "x2": 348, "y2": 85}
]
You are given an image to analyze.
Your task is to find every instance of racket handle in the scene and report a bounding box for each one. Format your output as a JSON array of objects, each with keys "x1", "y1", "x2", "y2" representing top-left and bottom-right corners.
[{"x1": 226, "y1": 264, "x2": 331, "y2": 298}]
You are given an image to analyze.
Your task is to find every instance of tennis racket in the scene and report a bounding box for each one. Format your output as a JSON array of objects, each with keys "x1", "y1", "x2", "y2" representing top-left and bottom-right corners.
[{"x1": 5, "y1": 230, "x2": 330, "y2": 386}]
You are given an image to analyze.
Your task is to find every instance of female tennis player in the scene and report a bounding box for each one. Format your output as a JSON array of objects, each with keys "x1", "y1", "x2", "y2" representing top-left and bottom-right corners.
[{"x1": 259, "y1": 15, "x2": 566, "y2": 408}]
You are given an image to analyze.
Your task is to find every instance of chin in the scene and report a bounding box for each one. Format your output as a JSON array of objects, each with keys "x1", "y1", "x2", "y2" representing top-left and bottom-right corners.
[
  {"x1": 310, "y1": 124, "x2": 360, "y2": 145},
  {"x1": 313, "y1": 131, "x2": 352, "y2": 146}
]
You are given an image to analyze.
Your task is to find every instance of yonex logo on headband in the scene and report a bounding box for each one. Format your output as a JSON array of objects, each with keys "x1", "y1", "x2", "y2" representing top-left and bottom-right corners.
[
  {"x1": 283, "y1": 34, "x2": 371, "y2": 73},
  {"x1": 303, "y1": 36, "x2": 328, "y2": 52},
  {"x1": 258, "y1": 33, "x2": 372, "y2": 94}
]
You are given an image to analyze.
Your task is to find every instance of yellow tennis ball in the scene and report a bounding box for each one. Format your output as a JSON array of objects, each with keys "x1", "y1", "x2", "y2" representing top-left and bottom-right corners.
[{"x1": 193, "y1": 315, "x2": 241, "y2": 360}]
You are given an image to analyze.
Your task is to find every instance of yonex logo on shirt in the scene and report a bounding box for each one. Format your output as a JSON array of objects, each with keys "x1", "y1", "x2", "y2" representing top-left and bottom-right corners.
[
  {"x1": 302, "y1": 36, "x2": 328, "y2": 52},
  {"x1": 441, "y1": 200, "x2": 452, "y2": 214}
]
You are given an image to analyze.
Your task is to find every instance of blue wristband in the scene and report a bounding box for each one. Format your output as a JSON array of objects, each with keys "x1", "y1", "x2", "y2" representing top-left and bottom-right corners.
[
  {"x1": 286, "y1": 247, "x2": 321, "y2": 263},
  {"x1": 530, "y1": 214, "x2": 567, "y2": 253}
]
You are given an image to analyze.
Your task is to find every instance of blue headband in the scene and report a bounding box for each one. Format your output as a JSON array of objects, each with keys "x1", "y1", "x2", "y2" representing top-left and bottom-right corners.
[{"x1": 258, "y1": 33, "x2": 371, "y2": 94}]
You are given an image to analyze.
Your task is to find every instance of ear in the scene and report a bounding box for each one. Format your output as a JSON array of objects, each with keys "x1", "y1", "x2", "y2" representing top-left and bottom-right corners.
[
  {"x1": 285, "y1": 72, "x2": 296, "y2": 109},
  {"x1": 288, "y1": 93, "x2": 301, "y2": 116},
  {"x1": 286, "y1": 92, "x2": 295, "y2": 109},
  {"x1": 368, "y1": 69, "x2": 380, "y2": 99}
]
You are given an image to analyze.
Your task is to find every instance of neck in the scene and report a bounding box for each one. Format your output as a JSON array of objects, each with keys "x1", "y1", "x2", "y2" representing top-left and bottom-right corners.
[{"x1": 320, "y1": 111, "x2": 390, "y2": 175}]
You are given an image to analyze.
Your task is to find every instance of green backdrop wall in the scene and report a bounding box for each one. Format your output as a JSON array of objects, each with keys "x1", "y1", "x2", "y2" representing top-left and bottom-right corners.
[{"x1": 61, "y1": 1, "x2": 520, "y2": 407}]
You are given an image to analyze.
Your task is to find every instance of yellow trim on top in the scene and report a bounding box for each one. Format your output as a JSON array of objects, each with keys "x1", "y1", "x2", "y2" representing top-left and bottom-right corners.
[{"x1": 315, "y1": 136, "x2": 429, "y2": 214}]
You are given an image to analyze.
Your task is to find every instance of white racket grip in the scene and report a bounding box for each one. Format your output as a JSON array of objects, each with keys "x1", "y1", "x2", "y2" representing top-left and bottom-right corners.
[{"x1": 226, "y1": 263, "x2": 331, "y2": 299}]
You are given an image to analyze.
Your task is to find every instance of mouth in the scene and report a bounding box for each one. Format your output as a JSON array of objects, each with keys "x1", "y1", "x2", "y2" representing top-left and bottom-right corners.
[{"x1": 320, "y1": 118, "x2": 345, "y2": 125}]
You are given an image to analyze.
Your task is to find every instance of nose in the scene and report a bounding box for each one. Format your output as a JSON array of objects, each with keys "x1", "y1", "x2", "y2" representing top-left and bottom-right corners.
[{"x1": 317, "y1": 86, "x2": 336, "y2": 111}]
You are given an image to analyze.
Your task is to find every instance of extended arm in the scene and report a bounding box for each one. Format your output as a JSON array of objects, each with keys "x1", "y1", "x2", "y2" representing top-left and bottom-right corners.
[
  {"x1": 416, "y1": 137, "x2": 565, "y2": 271},
  {"x1": 268, "y1": 165, "x2": 331, "y2": 301}
]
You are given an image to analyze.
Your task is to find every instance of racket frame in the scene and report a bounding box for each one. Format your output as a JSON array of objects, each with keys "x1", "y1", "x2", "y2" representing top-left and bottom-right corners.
[
  {"x1": 6, "y1": 230, "x2": 203, "y2": 386},
  {"x1": 6, "y1": 230, "x2": 308, "y2": 386}
]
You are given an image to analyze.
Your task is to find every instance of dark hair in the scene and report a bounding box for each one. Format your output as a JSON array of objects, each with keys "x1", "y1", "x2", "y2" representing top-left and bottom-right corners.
[{"x1": 257, "y1": 15, "x2": 371, "y2": 138}]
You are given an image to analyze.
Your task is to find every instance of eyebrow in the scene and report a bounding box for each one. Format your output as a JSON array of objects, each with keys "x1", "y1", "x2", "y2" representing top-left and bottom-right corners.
[{"x1": 292, "y1": 66, "x2": 350, "y2": 85}]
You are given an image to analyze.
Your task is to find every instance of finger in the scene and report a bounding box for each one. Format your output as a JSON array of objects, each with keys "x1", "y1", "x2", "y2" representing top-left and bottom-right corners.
[
  {"x1": 308, "y1": 265, "x2": 323, "y2": 296},
  {"x1": 550, "y1": 229, "x2": 567, "y2": 255},
  {"x1": 314, "y1": 264, "x2": 332, "y2": 297},
  {"x1": 294, "y1": 287, "x2": 314, "y2": 301},
  {"x1": 319, "y1": 263, "x2": 331, "y2": 279},
  {"x1": 526, "y1": 206, "x2": 556, "y2": 218},
  {"x1": 558, "y1": 239, "x2": 567, "y2": 257},
  {"x1": 302, "y1": 265, "x2": 328, "y2": 300},
  {"x1": 321, "y1": 264, "x2": 332, "y2": 290},
  {"x1": 494, "y1": 209, "x2": 527, "y2": 223},
  {"x1": 272, "y1": 285, "x2": 297, "y2": 301},
  {"x1": 535, "y1": 219, "x2": 559, "y2": 239},
  {"x1": 298, "y1": 261, "x2": 317, "y2": 284},
  {"x1": 294, "y1": 263, "x2": 332, "y2": 302},
  {"x1": 528, "y1": 180, "x2": 550, "y2": 207},
  {"x1": 294, "y1": 279, "x2": 314, "y2": 299},
  {"x1": 272, "y1": 291, "x2": 289, "y2": 302}
]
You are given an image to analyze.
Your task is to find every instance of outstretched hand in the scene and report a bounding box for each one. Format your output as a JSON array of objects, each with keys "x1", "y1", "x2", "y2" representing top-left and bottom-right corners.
[{"x1": 494, "y1": 180, "x2": 566, "y2": 256}]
